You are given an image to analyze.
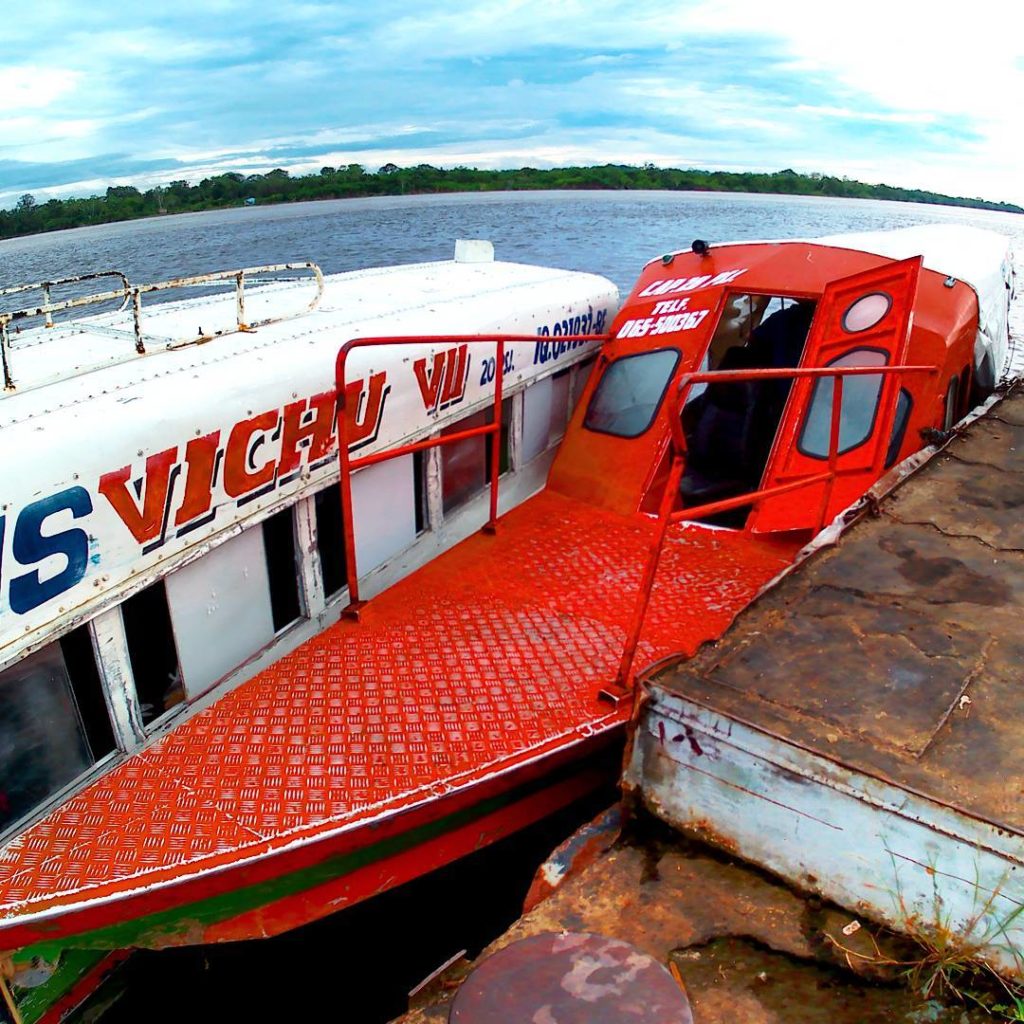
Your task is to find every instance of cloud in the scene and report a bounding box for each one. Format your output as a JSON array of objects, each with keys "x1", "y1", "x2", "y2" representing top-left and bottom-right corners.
[{"x1": 0, "y1": 1, "x2": 1021, "y2": 208}]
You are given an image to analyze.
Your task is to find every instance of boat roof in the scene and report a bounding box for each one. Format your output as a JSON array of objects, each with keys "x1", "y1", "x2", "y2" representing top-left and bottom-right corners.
[
  {"x1": 0, "y1": 254, "x2": 616, "y2": 420},
  {"x1": 649, "y1": 224, "x2": 1015, "y2": 384}
]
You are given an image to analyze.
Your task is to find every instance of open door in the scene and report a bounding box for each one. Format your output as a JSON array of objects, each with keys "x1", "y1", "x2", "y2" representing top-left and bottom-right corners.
[{"x1": 749, "y1": 255, "x2": 922, "y2": 533}]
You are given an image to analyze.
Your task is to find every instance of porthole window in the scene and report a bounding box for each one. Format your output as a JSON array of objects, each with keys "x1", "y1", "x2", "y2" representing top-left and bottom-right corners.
[{"x1": 842, "y1": 292, "x2": 892, "y2": 333}]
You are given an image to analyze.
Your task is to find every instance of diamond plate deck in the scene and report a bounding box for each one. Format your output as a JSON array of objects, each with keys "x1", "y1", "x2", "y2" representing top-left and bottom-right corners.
[{"x1": 0, "y1": 489, "x2": 798, "y2": 944}]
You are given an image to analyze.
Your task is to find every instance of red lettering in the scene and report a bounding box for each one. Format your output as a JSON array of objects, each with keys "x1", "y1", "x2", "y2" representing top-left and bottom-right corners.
[
  {"x1": 278, "y1": 392, "x2": 336, "y2": 478},
  {"x1": 344, "y1": 372, "x2": 390, "y2": 450},
  {"x1": 414, "y1": 346, "x2": 468, "y2": 413},
  {"x1": 438, "y1": 344, "x2": 469, "y2": 408},
  {"x1": 414, "y1": 351, "x2": 447, "y2": 412},
  {"x1": 174, "y1": 431, "x2": 221, "y2": 527},
  {"x1": 224, "y1": 411, "x2": 278, "y2": 498},
  {"x1": 99, "y1": 448, "x2": 178, "y2": 545}
]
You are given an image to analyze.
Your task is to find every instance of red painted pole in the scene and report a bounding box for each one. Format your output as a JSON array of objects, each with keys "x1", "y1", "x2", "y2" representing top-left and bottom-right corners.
[
  {"x1": 335, "y1": 349, "x2": 362, "y2": 608},
  {"x1": 488, "y1": 340, "x2": 505, "y2": 531},
  {"x1": 818, "y1": 375, "x2": 844, "y2": 532}
]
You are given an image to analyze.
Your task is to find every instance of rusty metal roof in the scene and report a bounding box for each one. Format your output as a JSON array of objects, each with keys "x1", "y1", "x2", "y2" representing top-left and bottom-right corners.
[{"x1": 651, "y1": 387, "x2": 1024, "y2": 834}]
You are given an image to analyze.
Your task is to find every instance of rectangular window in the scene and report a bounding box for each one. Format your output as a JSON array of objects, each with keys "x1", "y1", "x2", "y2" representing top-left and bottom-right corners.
[
  {"x1": 315, "y1": 484, "x2": 347, "y2": 598},
  {"x1": 122, "y1": 579, "x2": 183, "y2": 726},
  {"x1": 261, "y1": 507, "x2": 302, "y2": 631},
  {"x1": 522, "y1": 370, "x2": 571, "y2": 463},
  {"x1": 799, "y1": 349, "x2": 887, "y2": 458},
  {"x1": 442, "y1": 400, "x2": 511, "y2": 515},
  {"x1": 0, "y1": 626, "x2": 117, "y2": 836},
  {"x1": 413, "y1": 450, "x2": 427, "y2": 535},
  {"x1": 164, "y1": 527, "x2": 276, "y2": 701},
  {"x1": 584, "y1": 349, "x2": 681, "y2": 438}
]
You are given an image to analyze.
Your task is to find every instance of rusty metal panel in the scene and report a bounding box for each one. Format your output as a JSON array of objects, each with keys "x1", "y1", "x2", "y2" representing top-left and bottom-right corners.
[
  {"x1": 630, "y1": 693, "x2": 1024, "y2": 980},
  {"x1": 632, "y1": 388, "x2": 1024, "y2": 981},
  {"x1": 450, "y1": 932, "x2": 693, "y2": 1023}
]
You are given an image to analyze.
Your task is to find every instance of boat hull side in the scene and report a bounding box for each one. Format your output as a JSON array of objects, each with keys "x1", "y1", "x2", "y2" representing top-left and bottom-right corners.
[
  {"x1": 11, "y1": 732, "x2": 620, "y2": 958},
  {"x1": 627, "y1": 690, "x2": 1024, "y2": 980}
]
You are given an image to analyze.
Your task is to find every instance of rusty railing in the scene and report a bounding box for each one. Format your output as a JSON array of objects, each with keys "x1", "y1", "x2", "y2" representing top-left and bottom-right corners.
[
  {"x1": 611, "y1": 360, "x2": 938, "y2": 700},
  {"x1": 0, "y1": 263, "x2": 323, "y2": 391}
]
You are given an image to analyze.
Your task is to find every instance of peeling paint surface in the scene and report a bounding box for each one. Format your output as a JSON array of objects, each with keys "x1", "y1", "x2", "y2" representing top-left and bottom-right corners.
[
  {"x1": 634, "y1": 386, "x2": 1024, "y2": 979},
  {"x1": 449, "y1": 931, "x2": 692, "y2": 1023}
]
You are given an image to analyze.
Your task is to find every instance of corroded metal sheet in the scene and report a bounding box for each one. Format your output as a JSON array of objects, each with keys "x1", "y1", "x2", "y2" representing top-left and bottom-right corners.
[
  {"x1": 634, "y1": 388, "x2": 1024, "y2": 980},
  {"x1": 449, "y1": 932, "x2": 693, "y2": 1023},
  {"x1": 0, "y1": 489, "x2": 797, "y2": 947}
]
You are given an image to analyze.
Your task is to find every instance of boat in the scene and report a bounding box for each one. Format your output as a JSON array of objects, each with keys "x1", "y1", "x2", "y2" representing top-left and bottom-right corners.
[{"x1": 0, "y1": 224, "x2": 1012, "y2": 1023}]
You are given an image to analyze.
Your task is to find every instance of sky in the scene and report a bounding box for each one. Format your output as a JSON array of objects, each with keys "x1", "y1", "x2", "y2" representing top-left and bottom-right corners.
[{"x1": 2, "y1": 0, "x2": 1023, "y2": 209}]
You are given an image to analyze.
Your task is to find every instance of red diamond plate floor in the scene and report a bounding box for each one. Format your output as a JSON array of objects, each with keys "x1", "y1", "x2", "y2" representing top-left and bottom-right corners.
[{"x1": 0, "y1": 490, "x2": 799, "y2": 943}]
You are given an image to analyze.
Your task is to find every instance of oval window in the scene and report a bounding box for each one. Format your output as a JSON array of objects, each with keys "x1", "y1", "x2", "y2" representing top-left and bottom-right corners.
[{"x1": 842, "y1": 292, "x2": 892, "y2": 333}]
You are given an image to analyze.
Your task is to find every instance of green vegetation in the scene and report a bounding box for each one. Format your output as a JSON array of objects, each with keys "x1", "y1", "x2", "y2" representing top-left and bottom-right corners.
[{"x1": 2, "y1": 163, "x2": 1020, "y2": 240}]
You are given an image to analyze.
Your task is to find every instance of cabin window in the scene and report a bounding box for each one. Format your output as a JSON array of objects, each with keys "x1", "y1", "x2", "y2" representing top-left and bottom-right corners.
[
  {"x1": 522, "y1": 369, "x2": 572, "y2": 463},
  {"x1": 315, "y1": 485, "x2": 347, "y2": 598},
  {"x1": 0, "y1": 626, "x2": 116, "y2": 836},
  {"x1": 413, "y1": 450, "x2": 427, "y2": 534},
  {"x1": 799, "y1": 349, "x2": 887, "y2": 458},
  {"x1": 122, "y1": 579, "x2": 184, "y2": 726},
  {"x1": 885, "y1": 389, "x2": 913, "y2": 468},
  {"x1": 583, "y1": 349, "x2": 680, "y2": 438},
  {"x1": 262, "y1": 507, "x2": 302, "y2": 632},
  {"x1": 572, "y1": 356, "x2": 597, "y2": 412},
  {"x1": 164, "y1": 527, "x2": 277, "y2": 701},
  {"x1": 442, "y1": 400, "x2": 511, "y2": 515}
]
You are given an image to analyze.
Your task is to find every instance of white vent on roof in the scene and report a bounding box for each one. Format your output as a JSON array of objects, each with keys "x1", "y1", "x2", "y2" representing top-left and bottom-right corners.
[{"x1": 454, "y1": 239, "x2": 495, "y2": 263}]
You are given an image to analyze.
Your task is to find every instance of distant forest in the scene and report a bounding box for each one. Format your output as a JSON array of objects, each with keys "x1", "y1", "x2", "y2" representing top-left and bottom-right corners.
[{"x1": 2, "y1": 163, "x2": 1021, "y2": 240}]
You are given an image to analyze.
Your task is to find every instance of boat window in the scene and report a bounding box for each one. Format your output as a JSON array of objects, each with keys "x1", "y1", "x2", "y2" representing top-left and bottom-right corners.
[
  {"x1": 262, "y1": 507, "x2": 302, "y2": 632},
  {"x1": 413, "y1": 450, "x2": 427, "y2": 535},
  {"x1": 442, "y1": 399, "x2": 512, "y2": 515},
  {"x1": 0, "y1": 626, "x2": 116, "y2": 836},
  {"x1": 60, "y1": 627, "x2": 116, "y2": 761},
  {"x1": 583, "y1": 349, "x2": 680, "y2": 438},
  {"x1": 799, "y1": 349, "x2": 888, "y2": 459},
  {"x1": 164, "y1": 528, "x2": 277, "y2": 701},
  {"x1": 315, "y1": 484, "x2": 348, "y2": 598},
  {"x1": 885, "y1": 389, "x2": 913, "y2": 468},
  {"x1": 122, "y1": 579, "x2": 184, "y2": 726},
  {"x1": 572, "y1": 357, "x2": 597, "y2": 412},
  {"x1": 522, "y1": 368, "x2": 572, "y2": 463},
  {"x1": 842, "y1": 292, "x2": 892, "y2": 333}
]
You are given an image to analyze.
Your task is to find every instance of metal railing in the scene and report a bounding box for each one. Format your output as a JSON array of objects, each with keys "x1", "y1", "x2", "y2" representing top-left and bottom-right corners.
[
  {"x1": 334, "y1": 333, "x2": 604, "y2": 613},
  {"x1": 0, "y1": 262, "x2": 323, "y2": 391},
  {"x1": 610, "y1": 360, "x2": 938, "y2": 700}
]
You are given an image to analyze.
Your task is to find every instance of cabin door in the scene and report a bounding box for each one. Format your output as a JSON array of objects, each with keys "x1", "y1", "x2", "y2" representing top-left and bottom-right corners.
[{"x1": 749, "y1": 256, "x2": 922, "y2": 533}]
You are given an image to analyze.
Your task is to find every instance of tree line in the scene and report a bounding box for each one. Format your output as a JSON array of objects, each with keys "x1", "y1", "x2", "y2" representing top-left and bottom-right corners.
[{"x1": 2, "y1": 163, "x2": 1020, "y2": 240}]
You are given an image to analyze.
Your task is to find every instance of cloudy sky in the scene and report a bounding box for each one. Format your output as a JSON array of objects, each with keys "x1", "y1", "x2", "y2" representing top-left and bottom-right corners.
[{"x1": 3, "y1": 0, "x2": 1023, "y2": 209}]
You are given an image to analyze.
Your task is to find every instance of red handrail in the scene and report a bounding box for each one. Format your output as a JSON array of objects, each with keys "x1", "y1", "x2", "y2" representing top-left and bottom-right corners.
[
  {"x1": 334, "y1": 333, "x2": 604, "y2": 612},
  {"x1": 611, "y1": 360, "x2": 938, "y2": 701}
]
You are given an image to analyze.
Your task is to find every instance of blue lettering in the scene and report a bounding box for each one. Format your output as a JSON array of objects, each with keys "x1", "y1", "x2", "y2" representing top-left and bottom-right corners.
[{"x1": 10, "y1": 487, "x2": 94, "y2": 614}]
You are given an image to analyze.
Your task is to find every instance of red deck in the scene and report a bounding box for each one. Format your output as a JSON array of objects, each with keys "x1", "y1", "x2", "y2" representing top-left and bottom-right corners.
[{"x1": 0, "y1": 490, "x2": 799, "y2": 948}]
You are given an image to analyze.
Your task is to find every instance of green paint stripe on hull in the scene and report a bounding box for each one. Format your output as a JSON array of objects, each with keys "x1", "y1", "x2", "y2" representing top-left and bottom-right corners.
[
  {"x1": 15, "y1": 948, "x2": 111, "y2": 1024},
  {"x1": 21, "y1": 766, "x2": 571, "y2": 960}
]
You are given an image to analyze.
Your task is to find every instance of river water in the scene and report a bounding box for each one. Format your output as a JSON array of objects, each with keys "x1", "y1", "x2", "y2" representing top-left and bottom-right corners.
[
  {"x1": 4, "y1": 192, "x2": 1022, "y2": 1022},
  {"x1": 2, "y1": 190, "x2": 1022, "y2": 299}
]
